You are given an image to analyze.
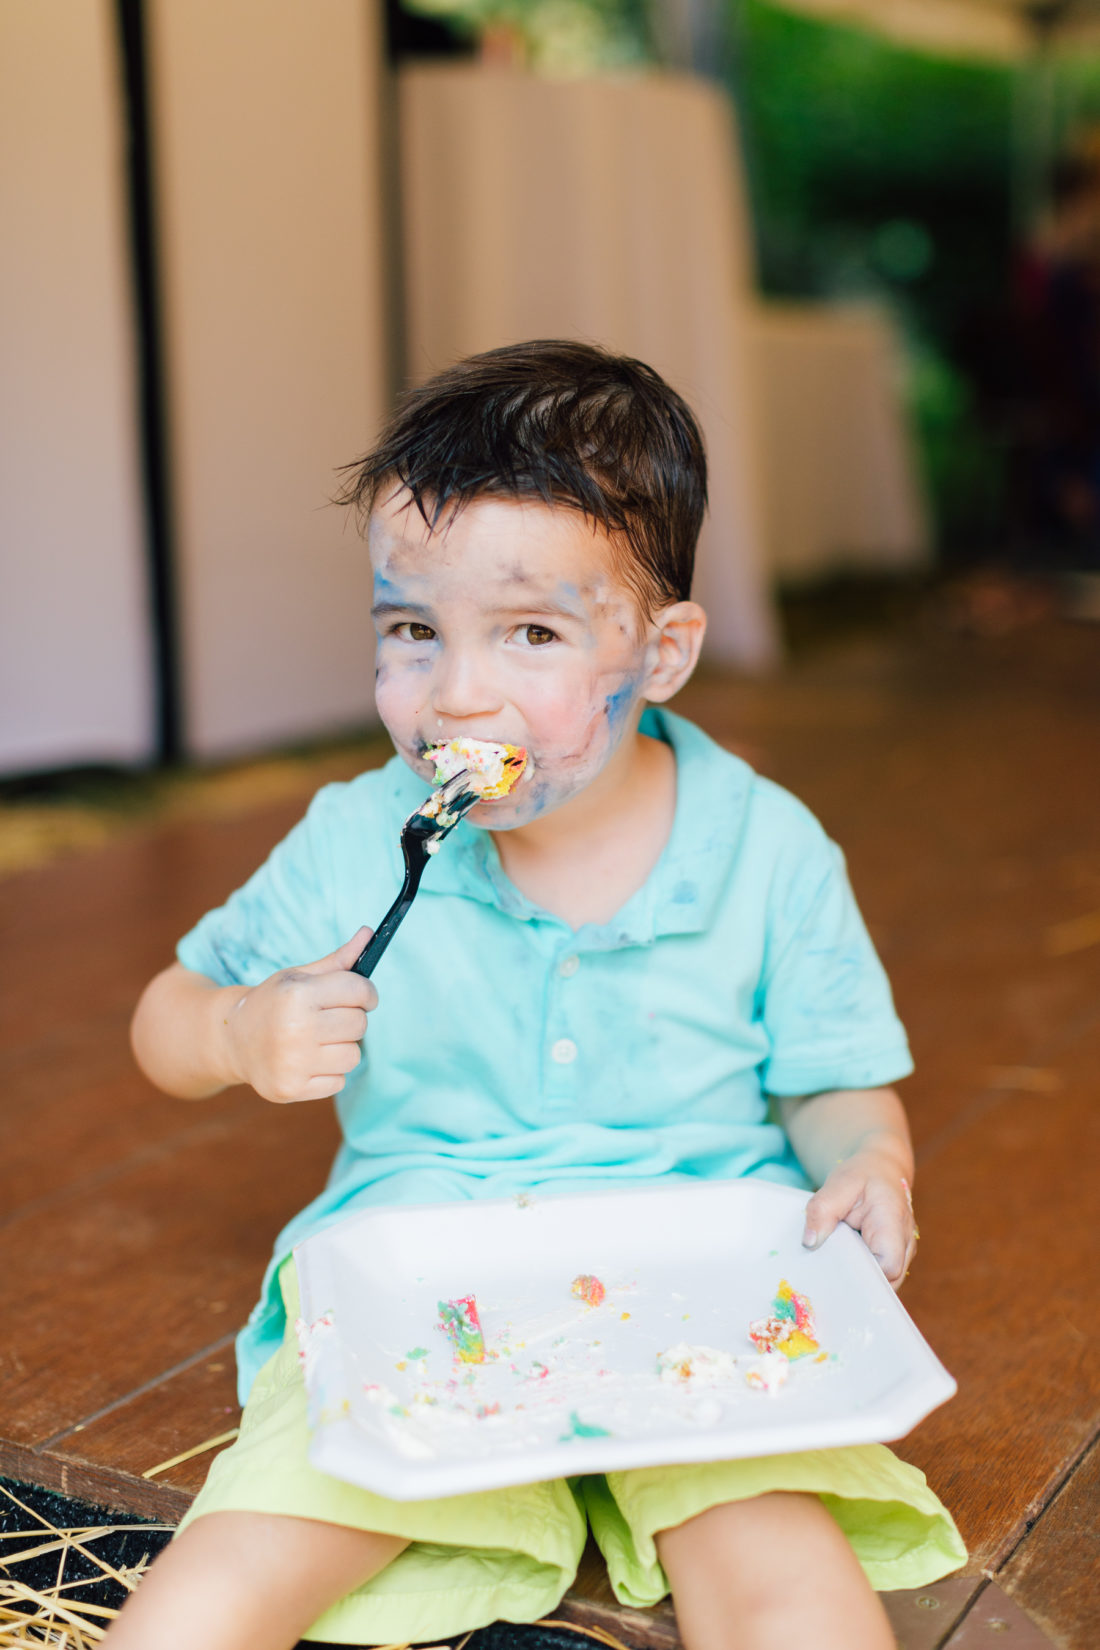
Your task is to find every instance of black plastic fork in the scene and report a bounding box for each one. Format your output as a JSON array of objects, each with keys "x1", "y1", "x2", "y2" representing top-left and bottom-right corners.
[{"x1": 351, "y1": 770, "x2": 478, "y2": 978}]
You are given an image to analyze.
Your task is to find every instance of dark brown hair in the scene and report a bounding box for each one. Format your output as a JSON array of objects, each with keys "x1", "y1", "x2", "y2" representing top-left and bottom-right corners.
[{"x1": 336, "y1": 340, "x2": 707, "y2": 615}]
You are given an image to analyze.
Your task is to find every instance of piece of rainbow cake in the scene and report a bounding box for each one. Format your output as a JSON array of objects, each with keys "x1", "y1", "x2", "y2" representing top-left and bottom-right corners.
[
  {"x1": 427, "y1": 738, "x2": 527, "y2": 801},
  {"x1": 438, "y1": 1295, "x2": 486, "y2": 1364},
  {"x1": 748, "y1": 1280, "x2": 820, "y2": 1360}
]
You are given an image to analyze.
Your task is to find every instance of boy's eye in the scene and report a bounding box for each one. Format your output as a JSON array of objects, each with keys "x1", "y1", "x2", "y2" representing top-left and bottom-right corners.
[
  {"x1": 522, "y1": 625, "x2": 556, "y2": 646},
  {"x1": 396, "y1": 621, "x2": 436, "y2": 642}
]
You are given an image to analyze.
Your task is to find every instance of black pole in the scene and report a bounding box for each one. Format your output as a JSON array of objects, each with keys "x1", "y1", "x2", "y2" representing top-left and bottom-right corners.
[{"x1": 113, "y1": 0, "x2": 182, "y2": 764}]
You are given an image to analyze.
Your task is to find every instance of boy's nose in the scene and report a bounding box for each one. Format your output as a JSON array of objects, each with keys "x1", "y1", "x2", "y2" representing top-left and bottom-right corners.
[{"x1": 430, "y1": 647, "x2": 503, "y2": 721}]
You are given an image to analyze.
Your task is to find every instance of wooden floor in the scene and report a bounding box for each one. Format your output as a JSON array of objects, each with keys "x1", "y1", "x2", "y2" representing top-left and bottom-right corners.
[{"x1": 2, "y1": 607, "x2": 1098, "y2": 1649}]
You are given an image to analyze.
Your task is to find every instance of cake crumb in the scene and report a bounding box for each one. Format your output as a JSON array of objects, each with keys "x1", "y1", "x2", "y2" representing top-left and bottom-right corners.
[{"x1": 571, "y1": 1274, "x2": 606, "y2": 1308}]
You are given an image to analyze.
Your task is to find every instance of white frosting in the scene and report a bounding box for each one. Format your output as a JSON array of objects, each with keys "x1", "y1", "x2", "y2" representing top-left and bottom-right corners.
[
  {"x1": 428, "y1": 738, "x2": 523, "y2": 795},
  {"x1": 294, "y1": 1311, "x2": 335, "y2": 1383},
  {"x1": 658, "y1": 1342, "x2": 792, "y2": 1396},
  {"x1": 743, "y1": 1354, "x2": 790, "y2": 1395},
  {"x1": 657, "y1": 1342, "x2": 741, "y2": 1385}
]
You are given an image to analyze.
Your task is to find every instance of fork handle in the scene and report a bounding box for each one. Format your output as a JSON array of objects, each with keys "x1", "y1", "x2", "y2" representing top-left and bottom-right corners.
[{"x1": 351, "y1": 863, "x2": 425, "y2": 979}]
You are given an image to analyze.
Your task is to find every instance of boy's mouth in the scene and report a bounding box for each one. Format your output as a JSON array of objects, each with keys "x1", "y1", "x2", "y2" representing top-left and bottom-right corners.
[{"x1": 421, "y1": 736, "x2": 531, "y2": 799}]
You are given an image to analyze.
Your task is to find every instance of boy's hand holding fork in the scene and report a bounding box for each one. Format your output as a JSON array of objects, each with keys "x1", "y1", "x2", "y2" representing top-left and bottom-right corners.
[{"x1": 131, "y1": 928, "x2": 377, "y2": 1105}]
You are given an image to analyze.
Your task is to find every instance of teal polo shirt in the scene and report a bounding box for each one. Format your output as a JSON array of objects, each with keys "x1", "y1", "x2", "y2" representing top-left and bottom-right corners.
[{"x1": 177, "y1": 708, "x2": 913, "y2": 1402}]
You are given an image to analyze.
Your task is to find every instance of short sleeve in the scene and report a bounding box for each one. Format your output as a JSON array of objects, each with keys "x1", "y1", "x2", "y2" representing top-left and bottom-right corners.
[
  {"x1": 758, "y1": 827, "x2": 913, "y2": 1097},
  {"x1": 176, "y1": 783, "x2": 347, "y2": 987}
]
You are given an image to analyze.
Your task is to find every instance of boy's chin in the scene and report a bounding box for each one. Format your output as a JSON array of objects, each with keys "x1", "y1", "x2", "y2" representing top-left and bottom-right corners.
[{"x1": 466, "y1": 796, "x2": 528, "y2": 830}]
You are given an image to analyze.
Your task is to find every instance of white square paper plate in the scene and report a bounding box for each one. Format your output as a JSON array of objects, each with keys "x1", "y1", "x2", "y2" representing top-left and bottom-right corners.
[{"x1": 294, "y1": 1179, "x2": 955, "y2": 1501}]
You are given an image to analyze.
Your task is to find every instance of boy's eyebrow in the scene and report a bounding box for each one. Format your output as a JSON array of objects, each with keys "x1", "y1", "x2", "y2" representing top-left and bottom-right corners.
[
  {"x1": 371, "y1": 600, "x2": 433, "y2": 620},
  {"x1": 371, "y1": 598, "x2": 586, "y2": 622},
  {"x1": 490, "y1": 599, "x2": 585, "y2": 621}
]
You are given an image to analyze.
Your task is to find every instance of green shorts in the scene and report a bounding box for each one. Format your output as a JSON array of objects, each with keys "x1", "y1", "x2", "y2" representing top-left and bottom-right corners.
[{"x1": 178, "y1": 1260, "x2": 966, "y2": 1646}]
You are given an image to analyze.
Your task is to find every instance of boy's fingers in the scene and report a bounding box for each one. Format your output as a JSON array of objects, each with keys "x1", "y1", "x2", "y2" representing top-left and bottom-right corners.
[
  {"x1": 885, "y1": 1213, "x2": 920, "y2": 1290},
  {"x1": 265, "y1": 1074, "x2": 342, "y2": 1104},
  {"x1": 858, "y1": 1207, "x2": 898, "y2": 1273},
  {"x1": 277, "y1": 1057, "x2": 362, "y2": 1103},
  {"x1": 871, "y1": 1232, "x2": 907, "y2": 1287},
  {"x1": 313, "y1": 1041, "x2": 364, "y2": 1078},
  {"x1": 318, "y1": 1006, "x2": 370, "y2": 1044},
  {"x1": 293, "y1": 931, "x2": 378, "y2": 1011},
  {"x1": 296, "y1": 928, "x2": 374, "y2": 977},
  {"x1": 897, "y1": 1229, "x2": 920, "y2": 1290},
  {"x1": 299, "y1": 1073, "x2": 349, "y2": 1102},
  {"x1": 800, "y1": 1185, "x2": 848, "y2": 1250}
]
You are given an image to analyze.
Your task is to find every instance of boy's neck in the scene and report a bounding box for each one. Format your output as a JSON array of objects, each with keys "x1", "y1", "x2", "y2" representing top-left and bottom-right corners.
[{"x1": 489, "y1": 725, "x2": 678, "y2": 931}]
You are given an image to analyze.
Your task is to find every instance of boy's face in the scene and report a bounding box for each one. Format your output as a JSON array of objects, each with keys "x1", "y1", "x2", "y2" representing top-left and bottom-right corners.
[{"x1": 368, "y1": 491, "x2": 662, "y2": 829}]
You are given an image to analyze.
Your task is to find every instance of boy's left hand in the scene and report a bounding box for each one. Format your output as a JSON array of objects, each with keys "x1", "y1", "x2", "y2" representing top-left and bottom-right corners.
[{"x1": 800, "y1": 1150, "x2": 917, "y2": 1290}]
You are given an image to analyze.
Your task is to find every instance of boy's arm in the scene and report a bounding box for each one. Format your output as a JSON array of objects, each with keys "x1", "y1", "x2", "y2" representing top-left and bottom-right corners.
[
  {"x1": 131, "y1": 928, "x2": 376, "y2": 1103},
  {"x1": 777, "y1": 1086, "x2": 917, "y2": 1289}
]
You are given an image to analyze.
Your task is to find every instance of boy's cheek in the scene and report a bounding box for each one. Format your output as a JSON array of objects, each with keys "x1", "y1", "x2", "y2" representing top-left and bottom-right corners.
[
  {"x1": 374, "y1": 675, "x2": 430, "y2": 762},
  {"x1": 374, "y1": 646, "x2": 432, "y2": 704},
  {"x1": 526, "y1": 685, "x2": 625, "y2": 765},
  {"x1": 522, "y1": 667, "x2": 616, "y2": 736}
]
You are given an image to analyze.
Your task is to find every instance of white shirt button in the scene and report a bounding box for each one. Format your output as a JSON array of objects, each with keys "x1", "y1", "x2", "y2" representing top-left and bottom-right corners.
[
  {"x1": 551, "y1": 1037, "x2": 578, "y2": 1065},
  {"x1": 558, "y1": 954, "x2": 580, "y2": 978}
]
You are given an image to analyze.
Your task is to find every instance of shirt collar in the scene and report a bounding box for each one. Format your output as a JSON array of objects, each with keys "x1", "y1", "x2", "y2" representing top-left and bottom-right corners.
[{"x1": 381, "y1": 708, "x2": 753, "y2": 946}]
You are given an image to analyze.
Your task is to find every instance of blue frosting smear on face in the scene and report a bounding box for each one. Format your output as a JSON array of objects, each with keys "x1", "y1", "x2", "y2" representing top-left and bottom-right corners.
[
  {"x1": 525, "y1": 776, "x2": 556, "y2": 817},
  {"x1": 372, "y1": 570, "x2": 405, "y2": 604},
  {"x1": 373, "y1": 570, "x2": 435, "y2": 680},
  {"x1": 604, "y1": 676, "x2": 642, "y2": 731}
]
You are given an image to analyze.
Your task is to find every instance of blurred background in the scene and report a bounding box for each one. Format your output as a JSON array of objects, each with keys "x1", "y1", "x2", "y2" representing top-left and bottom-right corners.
[{"x1": 3, "y1": 0, "x2": 1100, "y2": 791}]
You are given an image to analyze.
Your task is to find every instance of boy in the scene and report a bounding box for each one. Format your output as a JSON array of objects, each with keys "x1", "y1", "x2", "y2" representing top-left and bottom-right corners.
[{"x1": 111, "y1": 342, "x2": 964, "y2": 1650}]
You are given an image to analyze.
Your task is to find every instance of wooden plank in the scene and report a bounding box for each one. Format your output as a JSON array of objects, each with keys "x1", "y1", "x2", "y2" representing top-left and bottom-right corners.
[
  {"x1": 0, "y1": 1438, "x2": 192, "y2": 1525},
  {"x1": 0, "y1": 802, "x2": 310, "y2": 1053},
  {"x1": 0, "y1": 1048, "x2": 254, "y2": 1228},
  {"x1": 892, "y1": 938, "x2": 1098, "y2": 1155},
  {"x1": 943, "y1": 1582, "x2": 1061, "y2": 1648},
  {"x1": 0, "y1": 1099, "x2": 338, "y2": 1448},
  {"x1": 53, "y1": 1361, "x2": 240, "y2": 1491},
  {"x1": 4, "y1": 1350, "x2": 246, "y2": 1520},
  {"x1": 49, "y1": 1347, "x2": 241, "y2": 1499},
  {"x1": 998, "y1": 1435, "x2": 1100, "y2": 1650},
  {"x1": 555, "y1": 1539, "x2": 679, "y2": 1650},
  {"x1": 892, "y1": 1016, "x2": 1100, "y2": 1574},
  {"x1": 881, "y1": 1579, "x2": 982, "y2": 1650},
  {"x1": 551, "y1": 1593, "x2": 680, "y2": 1650}
]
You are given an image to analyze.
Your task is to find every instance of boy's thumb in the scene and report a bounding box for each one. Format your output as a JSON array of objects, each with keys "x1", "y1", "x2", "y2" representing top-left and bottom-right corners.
[
  {"x1": 801, "y1": 1188, "x2": 841, "y2": 1251},
  {"x1": 299, "y1": 927, "x2": 373, "y2": 975}
]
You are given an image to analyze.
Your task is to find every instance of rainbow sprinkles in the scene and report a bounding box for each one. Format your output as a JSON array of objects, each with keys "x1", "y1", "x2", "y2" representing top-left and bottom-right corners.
[{"x1": 438, "y1": 1295, "x2": 486, "y2": 1364}]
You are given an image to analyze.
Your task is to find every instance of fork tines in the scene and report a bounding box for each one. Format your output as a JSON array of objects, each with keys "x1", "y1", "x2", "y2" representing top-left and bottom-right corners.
[{"x1": 415, "y1": 768, "x2": 479, "y2": 828}]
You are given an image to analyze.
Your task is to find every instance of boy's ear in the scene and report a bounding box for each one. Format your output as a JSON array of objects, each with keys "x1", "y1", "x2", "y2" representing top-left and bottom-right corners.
[{"x1": 644, "y1": 601, "x2": 707, "y2": 702}]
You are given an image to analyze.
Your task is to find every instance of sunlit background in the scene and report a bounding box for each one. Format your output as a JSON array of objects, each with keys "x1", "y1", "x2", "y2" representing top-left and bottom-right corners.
[{"x1": 3, "y1": 0, "x2": 1100, "y2": 785}]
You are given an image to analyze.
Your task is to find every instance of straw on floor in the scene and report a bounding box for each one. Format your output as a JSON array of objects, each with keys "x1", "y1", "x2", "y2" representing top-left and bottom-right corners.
[{"x1": 0, "y1": 1481, "x2": 163, "y2": 1647}]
